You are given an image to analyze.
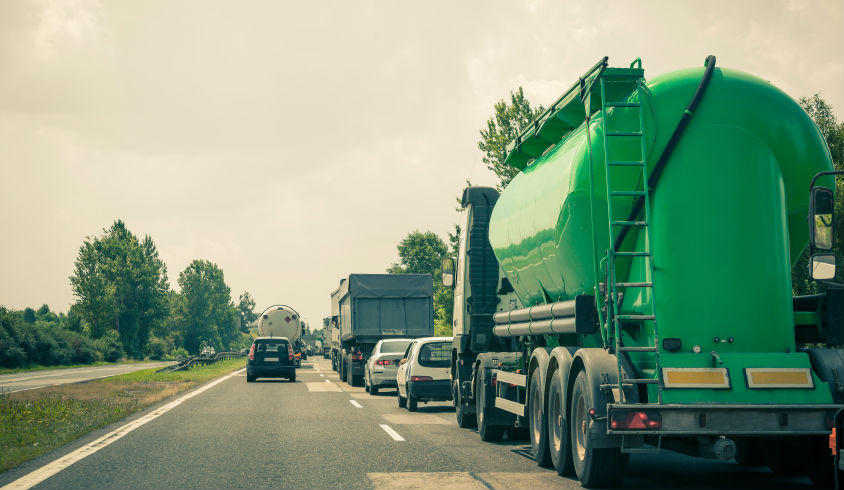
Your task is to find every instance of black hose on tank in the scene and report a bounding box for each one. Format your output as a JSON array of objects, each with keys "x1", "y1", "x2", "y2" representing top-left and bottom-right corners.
[{"x1": 613, "y1": 55, "x2": 717, "y2": 253}]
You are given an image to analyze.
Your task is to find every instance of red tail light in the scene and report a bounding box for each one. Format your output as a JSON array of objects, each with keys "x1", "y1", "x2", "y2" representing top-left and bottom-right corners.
[
  {"x1": 376, "y1": 359, "x2": 393, "y2": 366},
  {"x1": 410, "y1": 376, "x2": 434, "y2": 382},
  {"x1": 288, "y1": 344, "x2": 294, "y2": 361},
  {"x1": 248, "y1": 344, "x2": 255, "y2": 361},
  {"x1": 830, "y1": 427, "x2": 837, "y2": 456},
  {"x1": 351, "y1": 354, "x2": 364, "y2": 361},
  {"x1": 610, "y1": 410, "x2": 662, "y2": 430}
]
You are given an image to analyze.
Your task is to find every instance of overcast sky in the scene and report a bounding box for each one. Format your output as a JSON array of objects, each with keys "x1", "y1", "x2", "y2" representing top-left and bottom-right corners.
[{"x1": 1, "y1": 0, "x2": 842, "y2": 326}]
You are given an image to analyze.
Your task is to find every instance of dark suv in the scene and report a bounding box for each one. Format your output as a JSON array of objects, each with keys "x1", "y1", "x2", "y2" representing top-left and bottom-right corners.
[{"x1": 246, "y1": 337, "x2": 296, "y2": 382}]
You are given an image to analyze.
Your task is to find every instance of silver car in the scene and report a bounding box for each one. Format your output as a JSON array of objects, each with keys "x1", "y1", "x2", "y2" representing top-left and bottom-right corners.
[{"x1": 364, "y1": 338, "x2": 414, "y2": 395}]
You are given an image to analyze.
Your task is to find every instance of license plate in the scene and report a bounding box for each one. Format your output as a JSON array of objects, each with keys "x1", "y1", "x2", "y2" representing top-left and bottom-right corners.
[{"x1": 265, "y1": 357, "x2": 278, "y2": 362}]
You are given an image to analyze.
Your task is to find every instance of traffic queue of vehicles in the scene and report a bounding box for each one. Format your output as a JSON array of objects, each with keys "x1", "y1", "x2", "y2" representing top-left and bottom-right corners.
[{"x1": 246, "y1": 57, "x2": 843, "y2": 487}]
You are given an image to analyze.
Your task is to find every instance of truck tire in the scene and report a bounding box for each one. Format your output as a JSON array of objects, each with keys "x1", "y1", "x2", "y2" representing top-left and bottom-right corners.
[
  {"x1": 529, "y1": 372, "x2": 552, "y2": 467},
  {"x1": 547, "y1": 371, "x2": 574, "y2": 475},
  {"x1": 476, "y1": 371, "x2": 504, "y2": 442},
  {"x1": 570, "y1": 370, "x2": 627, "y2": 488},
  {"x1": 454, "y1": 379, "x2": 476, "y2": 429},
  {"x1": 340, "y1": 356, "x2": 347, "y2": 382}
]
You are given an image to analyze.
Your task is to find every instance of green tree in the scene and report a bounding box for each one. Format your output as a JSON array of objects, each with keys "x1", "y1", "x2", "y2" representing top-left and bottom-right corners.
[
  {"x1": 237, "y1": 291, "x2": 258, "y2": 333},
  {"x1": 478, "y1": 87, "x2": 544, "y2": 189},
  {"x1": 388, "y1": 231, "x2": 448, "y2": 274},
  {"x1": 22, "y1": 308, "x2": 36, "y2": 324},
  {"x1": 793, "y1": 94, "x2": 844, "y2": 294},
  {"x1": 69, "y1": 220, "x2": 169, "y2": 357},
  {"x1": 388, "y1": 230, "x2": 453, "y2": 336},
  {"x1": 173, "y1": 259, "x2": 239, "y2": 354}
]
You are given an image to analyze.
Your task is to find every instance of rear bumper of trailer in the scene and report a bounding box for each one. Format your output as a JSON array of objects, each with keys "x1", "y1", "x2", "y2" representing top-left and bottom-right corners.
[{"x1": 606, "y1": 403, "x2": 842, "y2": 436}]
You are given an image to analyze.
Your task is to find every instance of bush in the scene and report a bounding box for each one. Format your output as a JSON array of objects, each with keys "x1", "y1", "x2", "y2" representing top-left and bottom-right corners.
[
  {"x1": 95, "y1": 332, "x2": 125, "y2": 363},
  {"x1": 171, "y1": 347, "x2": 189, "y2": 361},
  {"x1": 1, "y1": 346, "x2": 27, "y2": 367},
  {"x1": 145, "y1": 336, "x2": 167, "y2": 360}
]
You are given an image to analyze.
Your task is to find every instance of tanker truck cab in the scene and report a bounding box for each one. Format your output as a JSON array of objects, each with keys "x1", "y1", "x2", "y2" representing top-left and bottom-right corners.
[{"x1": 445, "y1": 56, "x2": 844, "y2": 488}]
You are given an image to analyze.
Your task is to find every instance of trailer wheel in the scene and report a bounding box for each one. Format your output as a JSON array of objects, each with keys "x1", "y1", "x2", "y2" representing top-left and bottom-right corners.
[
  {"x1": 454, "y1": 379, "x2": 476, "y2": 429},
  {"x1": 476, "y1": 371, "x2": 504, "y2": 442},
  {"x1": 570, "y1": 370, "x2": 627, "y2": 488},
  {"x1": 547, "y1": 371, "x2": 574, "y2": 475},
  {"x1": 529, "y1": 372, "x2": 552, "y2": 467}
]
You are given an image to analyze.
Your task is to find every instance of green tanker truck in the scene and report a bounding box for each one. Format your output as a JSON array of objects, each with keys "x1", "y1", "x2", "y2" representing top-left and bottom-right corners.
[{"x1": 443, "y1": 55, "x2": 843, "y2": 487}]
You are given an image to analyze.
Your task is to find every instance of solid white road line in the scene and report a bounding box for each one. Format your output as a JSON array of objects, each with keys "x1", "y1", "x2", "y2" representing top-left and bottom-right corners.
[
  {"x1": 349, "y1": 400, "x2": 363, "y2": 408},
  {"x1": 1, "y1": 368, "x2": 245, "y2": 490},
  {"x1": 379, "y1": 424, "x2": 405, "y2": 441}
]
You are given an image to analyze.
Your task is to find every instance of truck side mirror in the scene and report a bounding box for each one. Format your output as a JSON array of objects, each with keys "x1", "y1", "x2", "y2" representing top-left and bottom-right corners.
[
  {"x1": 810, "y1": 186, "x2": 835, "y2": 250},
  {"x1": 810, "y1": 253, "x2": 837, "y2": 280},
  {"x1": 442, "y1": 258, "x2": 455, "y2": 288}
]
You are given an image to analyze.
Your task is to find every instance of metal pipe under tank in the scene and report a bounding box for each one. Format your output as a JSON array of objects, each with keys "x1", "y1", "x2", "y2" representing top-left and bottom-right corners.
[{"x1": 492, "y1": 299, "x2": 578, "y2": 337}]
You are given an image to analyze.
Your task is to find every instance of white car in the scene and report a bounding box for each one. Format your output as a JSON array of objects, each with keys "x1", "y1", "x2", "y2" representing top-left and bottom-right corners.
[
  {"x1": 396, "y1": 337, "x2": 453, "y2": 412},
  {"x1": 365, "y1": 338, "x2": 413, "y2": 395}
]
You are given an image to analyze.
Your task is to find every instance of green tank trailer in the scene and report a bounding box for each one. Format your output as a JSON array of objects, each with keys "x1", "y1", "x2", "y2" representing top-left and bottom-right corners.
[{"x1": 444, "y1": 56, "x2": 842, "y2": 487}]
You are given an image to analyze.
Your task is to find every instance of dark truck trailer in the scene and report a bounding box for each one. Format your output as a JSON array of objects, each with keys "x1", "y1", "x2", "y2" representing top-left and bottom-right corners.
[{"x1": 334, "y1": 273, "x2": 433, "y2": 386}]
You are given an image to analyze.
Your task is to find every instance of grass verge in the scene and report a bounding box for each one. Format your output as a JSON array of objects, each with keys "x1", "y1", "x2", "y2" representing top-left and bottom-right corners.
[
  {"x1": 0, "y1": 360, "x2": 151, "y2": 376},
  {"x1": 0, "y1": 358, "x2": 244, "y2": 473}
]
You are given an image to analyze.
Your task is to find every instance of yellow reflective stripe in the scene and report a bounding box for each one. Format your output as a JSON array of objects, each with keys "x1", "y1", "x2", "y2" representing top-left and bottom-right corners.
[
  {"x1": 745, "y1": 368, "x2": 813, "y2": 388},
  {"x1": 662, "y1": 368, "x2": 730, "y2": 388}
]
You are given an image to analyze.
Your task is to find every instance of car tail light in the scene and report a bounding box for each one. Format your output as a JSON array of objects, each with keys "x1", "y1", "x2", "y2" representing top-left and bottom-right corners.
[
  {"x1": 288, "y1": 344, "x2": 294, "y2": 361},
  {"x1": 610, "y1": 410, "x2": 662, "y2": 430},
  {"x1": 351, "y1": 353, "x2": 364, "y2": 361},
  {"x1": 376, "y1": 359, "x2": 393, "y2": 366},
  {"x1": 248, "y1": 344, "x2": 255, "y2": 361},
  {"x1": 410, "y1": 376, "x2": 434, "y2": 382},
  {"x1": 830, "y1": 427, "x2": 837, "y2": 456}
]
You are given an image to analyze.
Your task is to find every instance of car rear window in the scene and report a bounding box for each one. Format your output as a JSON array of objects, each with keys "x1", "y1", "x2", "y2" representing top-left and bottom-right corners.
[
  {"x1": 255, "y1": 341, "x2": 287, "y2": 353},
  {"x1": 380, "y1": 340, "x2": 412, "y2": 354},
  {"x1": 417, "y1": 342, "x2": 451, "y2": 368}
]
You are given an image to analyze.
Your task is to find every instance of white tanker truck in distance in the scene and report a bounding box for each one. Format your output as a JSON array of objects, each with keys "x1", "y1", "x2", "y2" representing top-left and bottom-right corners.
[{"x1": 258, "y1": 305, "x2": 305, "y2": 367}]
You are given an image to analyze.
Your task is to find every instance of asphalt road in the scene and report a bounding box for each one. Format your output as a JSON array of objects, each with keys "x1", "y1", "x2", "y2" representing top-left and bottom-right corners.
[
  {"x1": 0, "y1": 357, "x2": 819, "y2": 489},
  {"x1": 0, "y1": 362, "x2": 173, "y2": 394}
]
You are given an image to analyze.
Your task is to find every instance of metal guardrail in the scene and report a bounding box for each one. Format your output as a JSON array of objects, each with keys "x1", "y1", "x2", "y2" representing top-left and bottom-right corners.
[{"x1": 155, "y1": 351, "x2": 245, "y2": 373}]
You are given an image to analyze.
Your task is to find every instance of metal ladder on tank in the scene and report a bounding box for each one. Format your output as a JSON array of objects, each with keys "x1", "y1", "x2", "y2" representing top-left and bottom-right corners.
[{"x1": 598, "y1": 63, "x2": 663, "y2": 404}]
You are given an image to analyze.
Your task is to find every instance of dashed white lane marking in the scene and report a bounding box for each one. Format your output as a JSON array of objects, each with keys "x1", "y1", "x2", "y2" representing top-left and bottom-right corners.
[
  {"x1": 349, "y1": 400, "x2": 363, "y2": 408},
  {"x1": 367, "y1": 472, "x2": 564, "y2": 489},
  {"x1": 368, "y1": 472, "x2": 482, "y2": 489},
  {"x1": 1, "y1": 368, "x2": 245, "y2": 490},
  {"x1": 306, "y1": 382, "x2": 341, "y2": 392},
  {"x1": 319, "y1": 374, "x2": 325, "y2": 377},
  {"x1": 382, "y1": 413, "x2": 450, "y2": 425},
  {"x1": 379, "y1": 424, "x2": 405, "y2": 441},
  {"x1": 325, "y1": 379, "x2": 332, "y2": 383}
]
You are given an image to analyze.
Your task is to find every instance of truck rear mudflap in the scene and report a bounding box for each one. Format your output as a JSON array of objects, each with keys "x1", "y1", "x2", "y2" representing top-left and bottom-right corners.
[{"x1": 606, "y1": 403, "x2": 841, "y2": 436}]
